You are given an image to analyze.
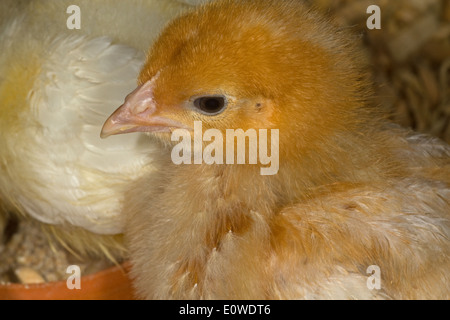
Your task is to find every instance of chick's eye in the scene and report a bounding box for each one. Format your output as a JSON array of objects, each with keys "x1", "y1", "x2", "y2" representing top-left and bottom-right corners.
[{"x1": 193, "y1": 96, "x2": 227, "y2": 115}]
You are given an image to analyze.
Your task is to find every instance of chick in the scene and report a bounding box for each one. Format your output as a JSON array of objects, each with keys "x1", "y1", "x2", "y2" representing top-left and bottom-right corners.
[
  {"x1": 102, "y1": 0, "x2": 450, "y2": 299},
  {"x1": 0, "y1": 0, "x2": 204, "y2": 259}
]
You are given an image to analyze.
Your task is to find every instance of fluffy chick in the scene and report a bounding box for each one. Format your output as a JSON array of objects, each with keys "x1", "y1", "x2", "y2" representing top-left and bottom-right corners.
[{"x1": 102, "y1": 0, "x2": 450, "y2": 299}]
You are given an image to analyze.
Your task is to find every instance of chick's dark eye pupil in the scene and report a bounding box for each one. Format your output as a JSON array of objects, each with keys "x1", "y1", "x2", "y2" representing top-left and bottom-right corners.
[
  {"x1": 194, "y1": 96, "x2": 226, "y2": 114},
  {"x1": 203, "y1": 98, "x2": 220, "y2": 111}
]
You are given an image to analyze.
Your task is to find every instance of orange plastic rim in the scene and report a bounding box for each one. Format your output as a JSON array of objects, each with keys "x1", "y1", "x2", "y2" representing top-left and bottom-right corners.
[{"x1": 0, "y1": 262, "x2": 135, "y2": 300}]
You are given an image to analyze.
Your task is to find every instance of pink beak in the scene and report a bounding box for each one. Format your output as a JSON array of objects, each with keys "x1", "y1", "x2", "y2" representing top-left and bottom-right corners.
[{"x1": 100, "y1": 74, "x2": 188, "y2": 138}]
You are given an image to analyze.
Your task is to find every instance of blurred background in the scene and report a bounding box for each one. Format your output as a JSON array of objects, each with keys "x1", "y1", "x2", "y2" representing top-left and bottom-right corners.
[{"x1": 309, "y1": 0, "x2": 450, "y2": 143}]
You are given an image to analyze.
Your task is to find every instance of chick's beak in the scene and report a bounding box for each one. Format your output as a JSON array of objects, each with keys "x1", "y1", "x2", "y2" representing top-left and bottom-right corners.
[{"x1": 101, "y1": 75, "x2": 186, "y2": 138}]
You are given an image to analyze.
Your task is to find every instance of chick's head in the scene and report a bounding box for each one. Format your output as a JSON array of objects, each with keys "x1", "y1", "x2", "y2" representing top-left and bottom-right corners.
[{"x1": 102, "y1": 0, "x2": 372, "y2": 162}]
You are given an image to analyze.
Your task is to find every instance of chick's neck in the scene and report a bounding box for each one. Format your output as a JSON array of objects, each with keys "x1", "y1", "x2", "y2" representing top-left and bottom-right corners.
[{"x1": 162, "y1": 121, "x2": 397, "y2": 219}]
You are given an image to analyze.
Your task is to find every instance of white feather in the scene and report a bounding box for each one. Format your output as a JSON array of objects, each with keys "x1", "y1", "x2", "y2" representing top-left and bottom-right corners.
[{"x1": 22, "y1": 36, "x2": 157, "y2": 233}]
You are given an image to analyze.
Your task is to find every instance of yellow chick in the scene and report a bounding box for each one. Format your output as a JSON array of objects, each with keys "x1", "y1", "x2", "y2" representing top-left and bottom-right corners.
[{"x1": 102, "y1": 0, "x2": 450, "y2": 299}]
